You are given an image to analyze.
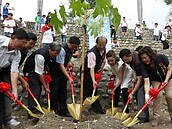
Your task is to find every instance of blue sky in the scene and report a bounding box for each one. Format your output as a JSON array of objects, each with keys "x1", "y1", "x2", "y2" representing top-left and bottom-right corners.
[{"x1": 1, "y1": 0, "x2": 171, "y2": 30}]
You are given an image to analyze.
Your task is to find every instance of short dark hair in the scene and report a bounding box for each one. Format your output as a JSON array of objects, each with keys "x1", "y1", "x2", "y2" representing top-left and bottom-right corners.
[
  {"x1": 106, "y1": 50, "x2": 119, "y2": 62},
  {"x1": 49, "y1": 43, "x2": 61, "y2": 53},
  {"x1": 138, "y1": 46, "x2": 157, "y2": 63},
  {"x1": 12, "y1": 28, "x2": 28, "y2": 40},
  {"x1": 28, "y1": 32, "x2": 37, "y2": 41},
  {"x1": 119, "y1": 49, "x2": 131, "y2": 58},
  {"x1": 6, "y1": 3, "x2": 10, "y2": 5},
  {"x1": 8, "y1": 13, "x2": 13, "y2": 16},
  {"x1": 165, "y1": 25, "x2": 171, "y2": 29},
  {"x1": 155, "y1": 23, "x2": 158, "y2": 25},
  {"x1": 69, "y1": 36, "x2": 80, "y2": 45}
]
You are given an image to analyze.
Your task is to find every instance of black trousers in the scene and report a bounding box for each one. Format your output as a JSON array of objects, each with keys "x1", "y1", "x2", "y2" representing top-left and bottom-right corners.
[
  {"x1": 161, "y1": 40, "x2": 169, "y2": 49},
  {"x1": 0, "y1": 69, "x2": 12, "y2": 124},
  {"x1": 114, "y1": 87, "x2": 129, "y2": 113},
  {"x1": 50, "y1": 74, "x2": 68, "y2": 112},
  {"x1": 83, "y1": 74, "x2": 103, "y2": 111},
  {"x1": 135, "y1": 84, "x2": 149, "y2": 119},
  {"x1": 26, "y1": 74, "x2": 42, "y2": 114},
  {"x1": 111, "y1": 30, "x2": 116, "y2": 39}
]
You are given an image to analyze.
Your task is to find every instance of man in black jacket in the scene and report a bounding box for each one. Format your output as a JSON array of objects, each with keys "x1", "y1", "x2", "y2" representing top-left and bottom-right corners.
[
  {"x1": 83, "y1": 36, "x2": 107, "y2": 114},
  {"x1": 49, "y1": 36, "x2": 80, "y2": 117},
  {"x1": 23, "y1": 43, "x2": 61, "y2": 118}
]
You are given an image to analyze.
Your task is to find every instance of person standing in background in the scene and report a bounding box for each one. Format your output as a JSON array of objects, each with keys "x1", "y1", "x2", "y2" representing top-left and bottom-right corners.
[
  {"x1": 121, "y1": 17, "x2": 128, "y2": 37},
  {"x1": 110, "y1": 24, "x2": 116, "y2": 40},
  {"x1": 40, "y1": 15, "x2": 46, "y2": 29},
  {"x1": 2, "y1": 3, "x2": 13, "y2": 20},
  {"x1": 3, "y1": 13, "x2": 16, "y2": 38},
  {"x1": 161, "y1": 25, "x2": 171, "y2": 49},
  {"x1": 135, "y1": 24, "x2": 142, "y2": 40},
  {"x1": 61, "y1": 23, "x2": 68, "y2": 44},
  {"x1": 40, "y1": 20, "x2": 54, "y2": 48},
  {"x1": 35, "y1": 12, "x2": 41, "y2": 31},
  {"x1": 153, "y1": 23, "x2": 160, "y2": 41}
]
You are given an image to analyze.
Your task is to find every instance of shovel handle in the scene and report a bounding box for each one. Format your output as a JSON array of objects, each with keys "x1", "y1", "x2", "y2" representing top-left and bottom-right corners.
[
  {"x1": 141, "y1": 83, "x2": 168, "y2": 111},
  {"x1": 70, "y1": 83, "x2": 75, "y2": 95},
  {"x1": 26, "y1": 87, "x2": 36, "y2": 99},
  {"x1": 126, "y1": 98, "x2": 131, "y2": 105},
  {"x1": 5, "y1": 91, "x2": 23, "y2": 107},
  {"x1": 92, "y1": 89, "x2": 96, "y2": 98},
  {"x1": 47, "y1": 83, "x2": 50, "y2": 100},
  {"x1": 112, "y1": 93, "x2": 114, "y2": 101},
  {"x1": 122, "y1": 99, "x2": 131, "y2": 114}
]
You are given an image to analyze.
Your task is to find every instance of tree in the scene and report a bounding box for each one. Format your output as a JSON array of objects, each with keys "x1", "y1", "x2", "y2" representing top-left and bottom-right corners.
[{"x1": 50, "y1": 0, "x2": 121, "y2": 122}]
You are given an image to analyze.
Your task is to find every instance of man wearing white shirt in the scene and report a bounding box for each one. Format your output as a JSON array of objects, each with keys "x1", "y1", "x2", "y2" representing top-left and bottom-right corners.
[
  {"x1": 3, "y1": 13, "x2": 16, "y2": 38},
  {"x1": 153, "y1": 23, "x2": 160, "y2": 41}
]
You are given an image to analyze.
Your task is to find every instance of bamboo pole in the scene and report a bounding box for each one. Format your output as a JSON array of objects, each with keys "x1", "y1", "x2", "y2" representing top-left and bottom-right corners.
[{"x1": 79, "y1": 10, "x2": 87, "y2": 122}]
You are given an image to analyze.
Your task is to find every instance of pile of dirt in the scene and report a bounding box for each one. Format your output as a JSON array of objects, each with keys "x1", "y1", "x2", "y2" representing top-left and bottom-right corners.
[{"x1": 11, "y1": 106, "x2": 172, "y2": 129}]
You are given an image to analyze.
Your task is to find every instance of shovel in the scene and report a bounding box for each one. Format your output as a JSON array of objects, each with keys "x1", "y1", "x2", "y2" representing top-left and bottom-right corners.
[
  {"x1": 83, "y1": 71, "x2": 102, "y2": 105},
  {"x1": 0, "y1": 82, "x2": 39, "y2": 118},
  {"x1": 42, "y1": 74, "x2": 52, "y2": 113},
  {"x1": 83, "y1": 84, "x2": 99, "y2": 105},
  {"x1": 106, "y1": 93, "x2": 118, "y2": 115},
  {"x1": 106, "y1": 75, "x2": 118, "y2": 115},
  {"x1": 114, "y1": 89, "x2": 132, "y2": 120},
  {"x1": 67, "y1": 65, "x2": 80, "y2": 120},
  {"x1": 67, "y1": 82, "x2": 80, "y2": 120},
  {"x1": 114, "y1": 98, "x2": 130, "y2": 120},
  {"x1": 26, "y1": 87, "x2": 45, "y2": 114},
  {"x1": 18, "y1": 77, "x2": 45, "y2": 114},
  {"x1": 122, "y1": 82, "x2": 168, "y2": 127}
]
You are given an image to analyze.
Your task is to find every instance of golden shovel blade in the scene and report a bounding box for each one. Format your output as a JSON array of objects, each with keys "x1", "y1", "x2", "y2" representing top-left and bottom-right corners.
[
  {"x1": 42, "y1": 107, "x2": 51, "y2": 113},
  {"x1": 122, "y1": 117, "x2": 140, "y2": 127},
  {"x1": 35, "y1": 105, "x2": 45, "y2": 114},
  {"x1": 120, "y1": 112, "x2": 130, "y2": 120},
  {"x1": 127, "y1": 118, "x2": 140, "y2": 127},
  {"x1": 83, "y1": 95, "x2": 99, "y2": 105},
  {"x1": 114, "y1": 112, "x2": 122, "y2": 119},
  {"x1": 114, "y1": 112, "x2": 130, "y2": 120},
  {"x1": 67, "y1": 103, "x2": 80, "y2": 120},
  {"x1": 106, "y1": 107, "x2": 118, "y2": 116},
  {"x1": 29, "y1": 112, "x2": 40, "y2": 118}
]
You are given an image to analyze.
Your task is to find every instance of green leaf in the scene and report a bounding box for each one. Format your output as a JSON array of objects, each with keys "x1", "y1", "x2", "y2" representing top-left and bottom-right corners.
[
  {"x1": 50, "y1": 10, "x2": 63, "y2": 33},
  {"x1": 93, "y1": 0, "x2": 111, "y2": 18},
  {"x1": 59, "y1": 5, "x2": 67, "y2": 23},
  {"x1": 69, "y1": 0, "x2": 83, "y2": 16},
  {"x1": 109, "y1": 7, "x2": 121, "y2": 29},
  {"x1": 88, "y1": 16, "x2": 105, "y2": 38}
]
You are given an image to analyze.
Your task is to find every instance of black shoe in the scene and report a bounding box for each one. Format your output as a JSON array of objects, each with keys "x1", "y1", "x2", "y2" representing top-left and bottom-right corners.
[{"x1": 137, "y1": 118, "x2": 149, "y2": 124}]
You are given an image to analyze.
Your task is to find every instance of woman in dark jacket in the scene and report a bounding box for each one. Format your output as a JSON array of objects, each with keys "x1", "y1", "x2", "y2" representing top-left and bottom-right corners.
[{"x1": 138, "y1": 46, "x2": 172, "y2": 127}]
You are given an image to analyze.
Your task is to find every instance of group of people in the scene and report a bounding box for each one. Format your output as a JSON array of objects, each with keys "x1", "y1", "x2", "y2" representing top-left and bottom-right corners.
[
  {"x1": 111, "y1": 16, "x2": 172, "y2": 51},
  {"x1": 106, "y1": 44, "x2": 172, "y2": 127},
  {"x1": 35, "y1": 12, "x2": 68, "y2": 44},
  {"x1": 0, "y1": 4, "x2": 172, "y2": 128},
  {"x1": 0, "y1": 24, "x2": 172, "y2": 128}
]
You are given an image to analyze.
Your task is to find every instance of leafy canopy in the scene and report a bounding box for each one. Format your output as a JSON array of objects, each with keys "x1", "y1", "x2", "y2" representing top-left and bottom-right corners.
[{"x1": 51, "y1": 0, "x2": 121, "y2": 37}]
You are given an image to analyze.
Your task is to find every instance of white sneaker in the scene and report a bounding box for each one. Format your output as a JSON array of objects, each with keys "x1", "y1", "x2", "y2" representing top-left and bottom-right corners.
[{"x1": 6, "y1": 118, "x2": 20, "y2": 126}]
